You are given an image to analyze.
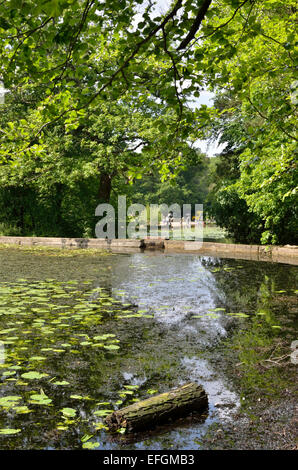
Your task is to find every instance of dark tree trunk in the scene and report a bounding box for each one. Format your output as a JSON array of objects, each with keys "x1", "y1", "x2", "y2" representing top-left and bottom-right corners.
[
  {"x1": 54, "y1": 183, "x2": 64, "y2": 234},
  {"x1": 105, "y1": 382, "x2": 208, "y2": 433},
  {"x1": 98, "y1": 172, "x2": 112, "y2": 204}
]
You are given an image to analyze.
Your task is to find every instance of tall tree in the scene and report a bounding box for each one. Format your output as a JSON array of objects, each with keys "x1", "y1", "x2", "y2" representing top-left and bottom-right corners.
[{"x1": 202, "y1": 0, "x2": 297, "y2": 244}]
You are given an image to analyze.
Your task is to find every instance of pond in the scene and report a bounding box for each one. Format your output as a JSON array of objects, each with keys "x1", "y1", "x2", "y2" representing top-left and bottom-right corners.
[{"x1": 0, "y1": 247, "x2": 297, "y2": 450}]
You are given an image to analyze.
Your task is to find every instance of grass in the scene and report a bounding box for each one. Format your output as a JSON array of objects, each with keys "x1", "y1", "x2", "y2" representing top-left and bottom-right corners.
[{"x1": 167, "y1": 224, "x2": 230, "y2": 241}]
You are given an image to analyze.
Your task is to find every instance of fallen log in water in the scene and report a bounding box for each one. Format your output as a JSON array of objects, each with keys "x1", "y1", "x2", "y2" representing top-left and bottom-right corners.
[{"x1": 105, "y1": 382, "x2": 208, "y2": 433}]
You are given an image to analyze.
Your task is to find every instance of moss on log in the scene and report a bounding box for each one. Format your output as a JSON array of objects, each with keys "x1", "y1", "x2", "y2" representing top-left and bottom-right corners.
[{"x1": 105, "y1": 382, "x2": 208, "y2": 433}]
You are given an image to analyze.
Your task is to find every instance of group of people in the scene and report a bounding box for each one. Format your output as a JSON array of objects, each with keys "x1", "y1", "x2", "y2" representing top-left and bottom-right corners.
[{"x1": 163, "y1": 212, "x2": 191, "y2": 229}]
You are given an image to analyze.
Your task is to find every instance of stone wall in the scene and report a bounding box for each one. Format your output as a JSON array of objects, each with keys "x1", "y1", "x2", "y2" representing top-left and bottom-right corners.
[{"x1": 0, "y1": 236, "x2": 297, "y2": 265}]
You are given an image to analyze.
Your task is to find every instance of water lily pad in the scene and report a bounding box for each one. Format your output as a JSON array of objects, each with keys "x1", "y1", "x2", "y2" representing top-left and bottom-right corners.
[
  {"x1": 82, "y1": 441, "x2": 100, "y2": 449},
  {"x1": 21, "y1": 371, "x2": 49, "y2": 380},
  {"x1": 29, "y1": 393, "x2": 52, "y2": 405},
  {"x1": 2, "y1": 370, "x2": 16, "y2": 377},
  {"x1": 29, "y1": 356, "x2": 46, "y2": 361},
  {"x1": 103, "y1": 344, "x2": 120, "y2": 350},
  {"x1": 0, "y1": 428, "x2": 21, "y2": 435},
  {"x1": 93, "y1": 409, "x2": 113, "y2": 416},
  {"x1": 0, "y1": 396, "x2": 22, "y2": 407},
  {"x1": 70, "y1": 395, "x2": 84, "y2": 400},
  {"x1": 61, "y1": 407, "x2": 77, "y2": 418},
  {"x1": 14, "y1": 406, "x2": 32, "y2": 414}
]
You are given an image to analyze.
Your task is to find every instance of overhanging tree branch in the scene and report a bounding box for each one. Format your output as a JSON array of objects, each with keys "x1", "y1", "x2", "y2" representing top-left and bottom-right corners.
[
  {"x1": 181, "y1": 0, "x2": 252, "y2": 54},
  {"x1": 177, "y1": 0, "x2": 213, "y2": 50}
]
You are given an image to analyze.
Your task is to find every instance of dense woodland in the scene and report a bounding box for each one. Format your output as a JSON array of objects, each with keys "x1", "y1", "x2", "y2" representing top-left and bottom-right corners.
[{"x1": 0, "y1": 0, "x2": 297, "y2": 244}]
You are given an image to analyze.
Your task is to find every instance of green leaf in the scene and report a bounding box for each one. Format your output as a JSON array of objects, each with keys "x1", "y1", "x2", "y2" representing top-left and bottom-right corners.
[
  {"x1": 103, "y1": 344, "x2": 120, "y2": 350},
  {"x1": 0, "y1": 429, "x2": 21, "y2": 435},
  {"x1": 29, "y1": 393, "x2": 52, "y2": 405},
  {"x1": 53, "y1": 380, "x2": 70, "y2": 386},
  {"x1": 61, "y1": 407, "x2": 77, "y2": 417},
  {"x1": 93, "y1": 409, "x2": 113, "y2": 417},
  {"x1": 82, "y1": 441, "x2": 100, "y2": 449},
  {"x1": 21, "y1": 372, "x2": 49, "y2": 380}
]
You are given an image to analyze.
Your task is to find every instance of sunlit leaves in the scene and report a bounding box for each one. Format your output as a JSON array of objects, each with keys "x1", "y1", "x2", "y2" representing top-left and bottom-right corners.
[
  {"x1": 0, "y1": 396, "x2": 22, "y2": 408},
  {"x1": 61, "y1": 407, "x2": 77, "y2": 418},
  {"x1": 103, "y1": 344, "x2": 120, "y2": 351},
  {"x1": 82, "y1": 441, "x2": 100, "y2": 449},
  {"x1": 21, "y1": 372, "x2": 49, "y2": 380},
  {"x1": 0, "y1": 428, "x2": 21, "y2": 435},
  {"x1": 93, "y1": 409, "x2": 113, "y2": 417},
  {"x1": 29, "y1": 393, "x2": 52, "y2": 406},
  {"x1": 204, "y1": 2, "x2": 297, "y2": 245}
]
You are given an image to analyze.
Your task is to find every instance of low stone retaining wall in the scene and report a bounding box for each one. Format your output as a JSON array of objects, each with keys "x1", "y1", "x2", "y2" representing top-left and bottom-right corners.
[
  {"x1": 0, "y1": 236, "x2": 297, "y2": 264},
  {"x1": 163, "y1": 240, "x2": 298, "y2": 264},
  {"x1": 0, "y1": 236, "x2": 144, "y2": 249}
]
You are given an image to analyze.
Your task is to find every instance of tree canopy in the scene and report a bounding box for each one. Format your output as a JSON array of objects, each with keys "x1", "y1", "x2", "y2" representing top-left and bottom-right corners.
[
  {"x1": 0, "y1": 0, "x2": 296, "y2": 243},
  {"x1": 2, "y1": 1, "x2": 295, "y2": 156}
]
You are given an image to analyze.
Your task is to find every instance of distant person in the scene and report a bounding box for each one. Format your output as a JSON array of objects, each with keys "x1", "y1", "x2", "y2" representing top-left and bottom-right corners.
[{"x1": 167, "y1": 211, "x2": 173, "y2": 229}]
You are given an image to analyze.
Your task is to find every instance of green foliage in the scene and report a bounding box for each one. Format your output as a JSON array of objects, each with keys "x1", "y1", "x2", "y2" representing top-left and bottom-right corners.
[
  {"x1": 208, "y1": 183, "x2": 264, "y2": 243},
  {"x1": 0, "y1": 90, "x2": 193, "y2": 236},
  {"x1": 201, "y1": 2, "x2": 297, "y2": 244},
  {"x1": 130, "y1": 151, "x2": 211, "y2": 210},
  {"x1": 0, "y1": 1, "x2": 296, "y2": 243},
  {"x1": 235, "y1": 141, "x2": 297, "y2": 244}
]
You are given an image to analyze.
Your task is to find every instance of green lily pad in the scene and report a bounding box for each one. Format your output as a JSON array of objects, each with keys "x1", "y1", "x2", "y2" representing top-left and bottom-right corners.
[
  {"x1": 0, "y1": 396, "x2": 22, "y2": 407},
  {"x1": 14, "y1": 406, "x2": 32, "y2": 414},
  {"x1": 29, "y1": 356, "x2": 46, "y2": 361},
  {"x1": 21, "y1": 371, "x2": 49, "y2": 380},
  {"x1": 0, "y1": 428, "x2": 21, "y2": 435},
  {"x1": 82, "y1": 441, "x2": 100, "y2": 449},
  {"x1": 61, "y1": 407, "x2": 77, "y2": 418},
  {"x1": 93, "y1": 409, "x2": 113, "y2": 416},
  {"x1": 29, "y1": 393, "x2": 52, "y2": 405},
  {"x1": 2, "y1": 371, "x2": 16, "y2": 377},
  {"x1": 103, "y1": 344, "x2": 120, "y2": 350}
]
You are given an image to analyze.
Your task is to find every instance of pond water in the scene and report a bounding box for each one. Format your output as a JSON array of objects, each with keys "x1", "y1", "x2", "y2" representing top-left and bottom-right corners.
[{"x1": 0, "y1": 248, "x2": 296, "y2": 449}]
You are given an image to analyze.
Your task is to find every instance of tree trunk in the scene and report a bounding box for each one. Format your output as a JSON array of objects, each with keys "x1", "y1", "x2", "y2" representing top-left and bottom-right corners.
[
  {"x1": 98, "y1": 172, "x2": 112, "y2": 204},
  {"x1": 105, "y1": 382, "x2": 208, "y2": 433}
]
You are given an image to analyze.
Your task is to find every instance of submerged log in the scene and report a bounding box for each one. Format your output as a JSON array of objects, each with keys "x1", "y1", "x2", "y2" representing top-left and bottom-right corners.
[{"x1": 105, "y1": 382, "x2": 208, "y2": 433}]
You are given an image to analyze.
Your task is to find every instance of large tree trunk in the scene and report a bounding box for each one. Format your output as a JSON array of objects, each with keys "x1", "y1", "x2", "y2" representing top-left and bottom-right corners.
[
  {"x1": 98, "y1": 172, "x2": 112, "y2": 204},
  {"x1": 105, "y1": 382, "x2": 208, "y2": 433},
  {"x1": 54, "y1": 183, "x2": 64, "y2": 235}
]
